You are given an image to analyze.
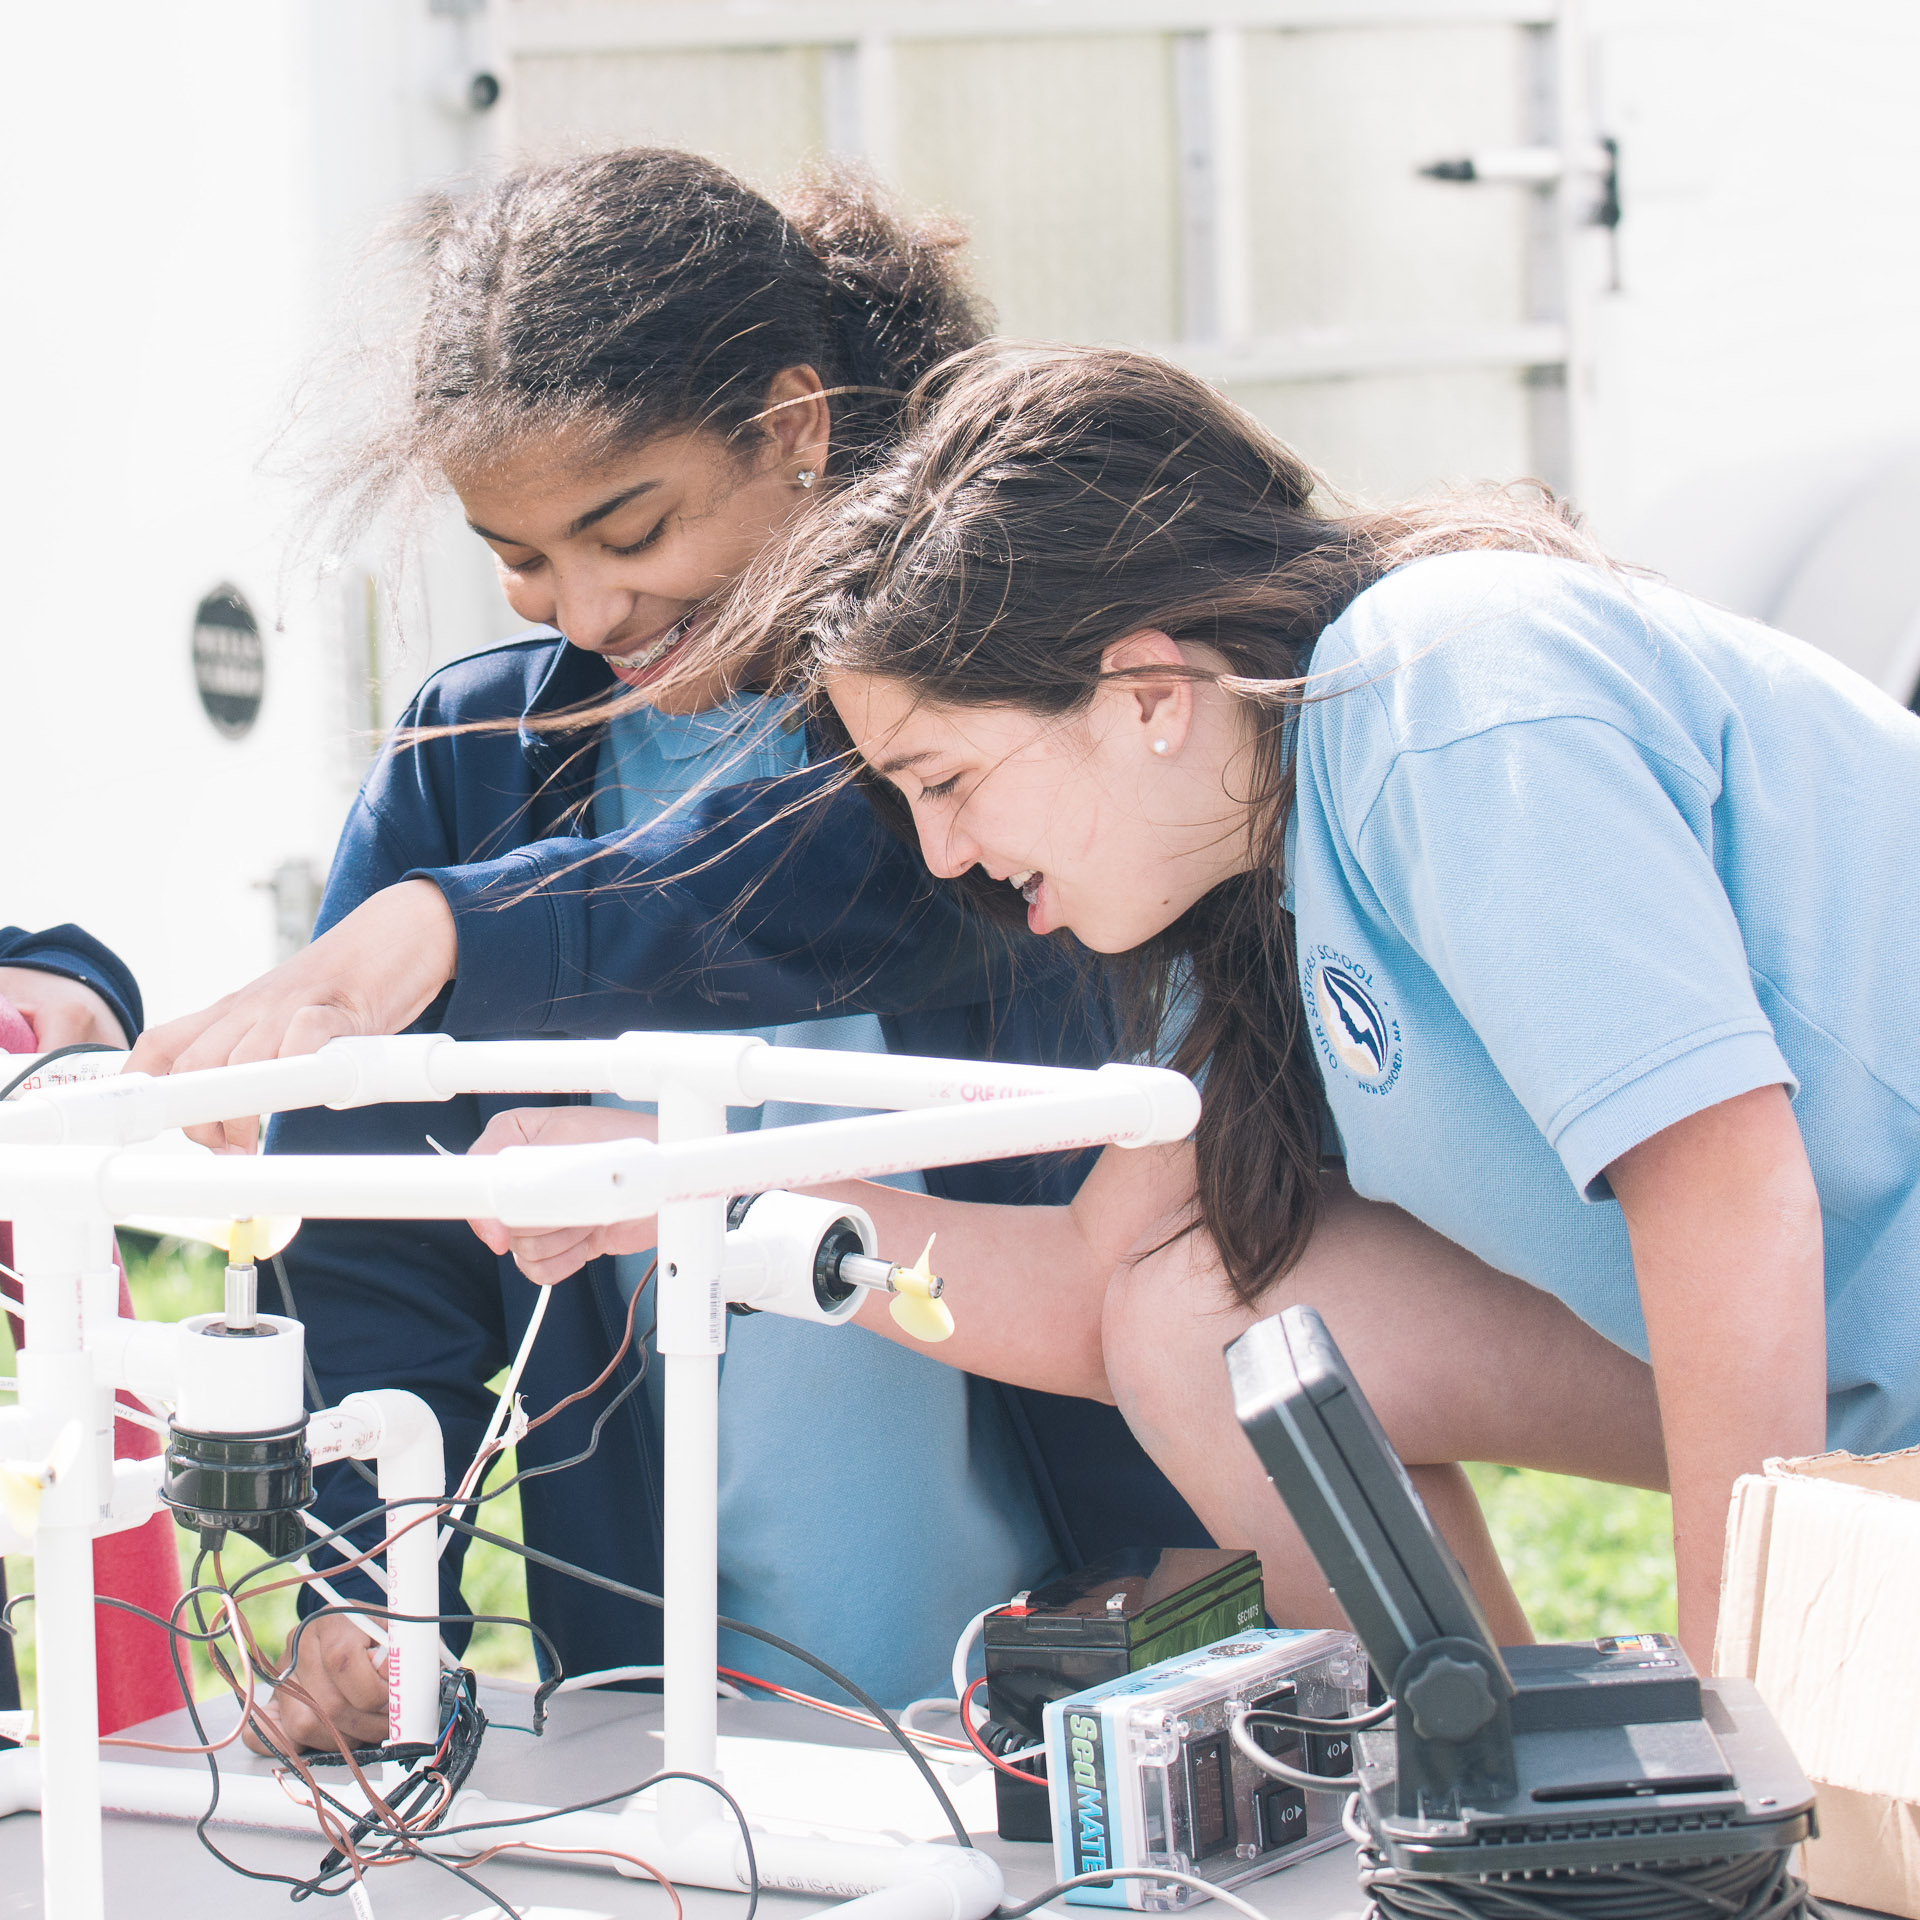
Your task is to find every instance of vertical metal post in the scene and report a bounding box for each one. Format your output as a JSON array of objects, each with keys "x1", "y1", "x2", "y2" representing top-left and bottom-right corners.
[
  {"x1": 1520, "y1": 19, "x2": 1573, "y2": 496},
  {"x1": 1549, "y1": 0, "x2": 1597, "y2": 504},
  {"x1": 823, "y1": 33, "x2": 896, "y2": 180},
  {"x1": 652, "y1": 1082, "x2": 729, "y2": 1840},
  {"x1": 1175, "y1": 26, "x2": 1252, "y2": 348}
]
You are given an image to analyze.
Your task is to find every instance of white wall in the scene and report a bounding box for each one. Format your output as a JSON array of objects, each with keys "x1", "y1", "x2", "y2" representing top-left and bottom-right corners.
[
  {"x1": 5, "y1": 0, "x2": 1916, "y2": 1027},
  {"x1": 0, "y1": 1, "x2": 515, "y2": 1023},
  {"x1": 1580, "y1": 0, "x2": 1920, "y2": 541}
]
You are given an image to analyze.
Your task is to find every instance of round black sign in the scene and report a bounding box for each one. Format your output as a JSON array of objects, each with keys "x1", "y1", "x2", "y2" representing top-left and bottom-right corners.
[{"x1": 192, "y1": 585, "x2": 264, "y2": 738}]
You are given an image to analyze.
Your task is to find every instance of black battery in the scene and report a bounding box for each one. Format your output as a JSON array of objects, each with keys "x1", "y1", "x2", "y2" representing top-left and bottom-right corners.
[{"x1": 982, "y1": 1546, "x2": 1265, "y2": 1842}]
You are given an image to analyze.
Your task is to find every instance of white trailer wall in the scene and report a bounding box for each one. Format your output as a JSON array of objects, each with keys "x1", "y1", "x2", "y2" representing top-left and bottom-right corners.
[
  {"x1": 4, "y1": 0, "x2": 1917, "y2": 1022},
  {"x1": 0, "y1": 1, "x2": 516, "y2": 1020}
]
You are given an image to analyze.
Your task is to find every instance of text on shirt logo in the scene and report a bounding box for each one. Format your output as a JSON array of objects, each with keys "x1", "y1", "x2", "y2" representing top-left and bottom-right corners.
[{"x1": 1305, "y1": 947, "x2": 1403, "y2": 1096}]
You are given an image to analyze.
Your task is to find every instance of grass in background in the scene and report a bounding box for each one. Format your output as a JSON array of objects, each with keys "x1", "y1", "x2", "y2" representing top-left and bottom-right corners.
[
  {"x1": 3, "y1": 1234, "x2": 537, "y2": 1714},
  {"x1": 1467, "y1": 1461, "x2": 1677, "y2": 1641}
]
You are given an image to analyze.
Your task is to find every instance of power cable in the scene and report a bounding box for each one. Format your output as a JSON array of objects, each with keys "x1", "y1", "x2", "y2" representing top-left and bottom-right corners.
[{"x1": 438, "y1": 1511, "x2": 974, "y2": 1848}]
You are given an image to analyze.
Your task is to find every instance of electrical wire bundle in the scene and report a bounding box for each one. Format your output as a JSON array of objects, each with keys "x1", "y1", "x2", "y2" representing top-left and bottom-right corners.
[
  {"x1": 1230, "y1": 1699, "x2": 1829, "y2": 1920},
  {"x1": 3, "y1": 1245, "x2": 1004, "y2": 1916},
  {"x1": 1351, "y1": 1828, "x2": 1827, "y2": 1920}
]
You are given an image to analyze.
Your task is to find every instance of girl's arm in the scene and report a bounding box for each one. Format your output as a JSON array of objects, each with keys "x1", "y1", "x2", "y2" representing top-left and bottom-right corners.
[
  {"x1": 129, "y1": 774, "x2": 1030, "y2": 1150},
  {"x1": 1605, "y1": 1084, "x2": 1826, "y2": 1668},
  {"x1": 467, "y1": 1107, "x2": 1196, "y2": 1402}
]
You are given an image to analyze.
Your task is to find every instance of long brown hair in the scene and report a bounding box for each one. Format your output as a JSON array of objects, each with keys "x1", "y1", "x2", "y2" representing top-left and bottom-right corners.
[{"x1": 713, "y1": 343, "x2": 1599, "y2": 1305}]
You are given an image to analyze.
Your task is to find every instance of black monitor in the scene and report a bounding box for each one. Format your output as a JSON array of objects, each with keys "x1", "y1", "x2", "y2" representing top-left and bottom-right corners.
[
  {"x1": 1226, "y1": 1304, "x2": 1817, "y2": 1877},
  {"x1": 1225, "y1": 1304, "x2": 1507, "y2": 1692}
]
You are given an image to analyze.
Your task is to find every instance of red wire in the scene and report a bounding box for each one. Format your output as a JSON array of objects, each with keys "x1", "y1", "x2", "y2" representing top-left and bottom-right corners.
[{"x1": 960, "y1": 1676, "x2": 1048, "y2": 1785}]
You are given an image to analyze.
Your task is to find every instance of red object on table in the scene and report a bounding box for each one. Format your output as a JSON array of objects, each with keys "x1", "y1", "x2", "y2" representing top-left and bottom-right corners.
[{"x1": 0, "y1": 993, "x2": 187, "y2": 1734}]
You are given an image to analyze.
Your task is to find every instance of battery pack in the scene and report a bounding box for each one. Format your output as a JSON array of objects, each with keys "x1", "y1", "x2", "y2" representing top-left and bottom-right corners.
[
  {"x1": 1042, "y1": 1627, "x2": 1367, "y2": 1908},
  {"x1": 983, "y1": 1548, "x2": 1265, "y2": 1840}
]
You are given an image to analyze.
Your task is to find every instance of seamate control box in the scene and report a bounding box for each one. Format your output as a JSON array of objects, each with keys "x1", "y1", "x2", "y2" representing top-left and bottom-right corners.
[
  {"x1": 1042, "y1": 1628, "x2": 1367, "y2": 1908},
  {"x1": 984, "y1": 1548, "x2": 1265, "y2": 1840}
]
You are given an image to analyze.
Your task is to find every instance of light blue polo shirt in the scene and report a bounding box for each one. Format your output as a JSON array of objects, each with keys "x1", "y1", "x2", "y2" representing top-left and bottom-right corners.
[
  {"x1": 1287, "y1": 550, "x2": 1920, "y2": 1455},
  {"x1": 592, "y1": 694, "x2": 1055, "y2": 1704}
]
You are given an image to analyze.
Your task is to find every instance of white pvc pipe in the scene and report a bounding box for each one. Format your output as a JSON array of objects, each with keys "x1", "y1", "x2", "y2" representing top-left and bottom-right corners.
[
  {"x1": 9, "y1": 1763, "x2": 1006, "y2": 1918},
  {"x1": 333, "y1": 1391, "x2": 444, "y2": 1754},
  {"x1": 0, "y1": 1072, "x2": 1197, "y2": 1231},
  {"x1": 655, "y1": 1083, "x2": 728, "y2": 1842},
  {"x1": 0, "y1": 1037, "x2": 1199, "y2": 1920},
  {"x1": 0, "y1": 1034, "x2": 1196, "y2": 1150},
  {"x1": 0, "y1": 1053, "x2": 357, "y2": 1147},
  {"x1": 12, "y1": 1208, "x2": 115, "y2": 1920}
]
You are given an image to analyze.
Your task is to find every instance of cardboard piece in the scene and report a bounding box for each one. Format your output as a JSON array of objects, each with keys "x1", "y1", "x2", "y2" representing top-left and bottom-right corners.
[{"x1": 1717, "y1": 1447, "x2": 1920, "y2": 1915}]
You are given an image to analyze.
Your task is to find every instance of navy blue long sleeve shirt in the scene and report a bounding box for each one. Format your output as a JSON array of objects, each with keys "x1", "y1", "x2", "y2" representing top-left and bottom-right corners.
[{"x1": 273, "y1": 635, "x2": 1206, "y2": 1688}]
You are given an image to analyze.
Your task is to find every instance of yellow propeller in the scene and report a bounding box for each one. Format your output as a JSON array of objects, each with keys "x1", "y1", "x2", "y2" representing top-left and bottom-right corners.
[
  {"x1": 887, "y1": 1235, "x2": 955, "y2": 1344},
  {"x1": 0, "y1": 1421, "x2": 83, "y2": 1545},
  {"x1": 115, "y1": 1214, "x2": 302, "y2": 1259},
  {"x1": 0, "y1": 1465, "x2": 42, "y2": 1543}
]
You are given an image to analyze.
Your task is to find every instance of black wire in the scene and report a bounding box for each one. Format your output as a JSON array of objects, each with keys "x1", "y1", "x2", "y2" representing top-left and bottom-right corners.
[
  {"x1": 177, "y1": 1560, "x2": 524, "y2": 1913},
  {"x1": 419, "y1": 1770, "x2": 762, "y2": 1920},
  {"x1": 281, "y1": 1601, "x2": 565, "y2": 1737},
  {"x1": 480, "y1": 1296, "x2": 655, "y2": 1504},
  {"x1": 135, "y1": 1566, "x2": 750, "y2": 1920},
  {"x1": 440, "y1": 1511, "x2": 976, "y2": 1849},
  {"x1": 1355, "y1": 1837, "x2": 1827, "y2": 1920},
  {"x1": 165, "y1": 1552, "x2": 325, "y2": 1894},
  {"x1": 0, "y1": 1042, "x2": 117, "y2": 1103},
  {"x1": 1243, "y1": 1696, "x2": 1395, "y2": 1734},
  {"x1": 263, "y1": 1255, "x2": 655, "y2": 1547}
]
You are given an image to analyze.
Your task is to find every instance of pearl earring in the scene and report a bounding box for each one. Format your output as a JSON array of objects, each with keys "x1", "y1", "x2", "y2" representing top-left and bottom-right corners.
[
  {"x1": 1151, "y1": 738, "x2": 1171, "y2": 756},
  {"x1": 796, "y1": 469, "x2": 817, "y2": 490}
]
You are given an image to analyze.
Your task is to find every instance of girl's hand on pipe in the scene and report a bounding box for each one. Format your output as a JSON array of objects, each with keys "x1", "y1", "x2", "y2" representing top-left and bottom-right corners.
[
  {"x1": 466, "y1": 1104, "x2": 660, "y2": 1286},
  {"x1": 0, "y1": 968, "x2": 130, "y2": 1049},
  {"x1": 242, "y1": 1611, "x2": 389, "y2": 1754},
  {"x1": 126, "y1": 881, "x2": 459, "y2": 1153}
]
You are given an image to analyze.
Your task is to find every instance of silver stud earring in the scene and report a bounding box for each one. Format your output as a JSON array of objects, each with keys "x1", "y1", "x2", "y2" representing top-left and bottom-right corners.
[
  {"x1": 796, "y1": 469, "x2": 817, "y2": 490},
  {"x1": 1151, "y1": 738, "x2": 1171, "y2": 756}
]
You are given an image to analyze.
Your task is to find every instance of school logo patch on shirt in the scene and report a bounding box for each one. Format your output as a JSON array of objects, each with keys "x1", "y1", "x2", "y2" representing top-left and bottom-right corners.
[{"x1": 1305, "y1": 947, "x2": 1403, "y2": 1095}]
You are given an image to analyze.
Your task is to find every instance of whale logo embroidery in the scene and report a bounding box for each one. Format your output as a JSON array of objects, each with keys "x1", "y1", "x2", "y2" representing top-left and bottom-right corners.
[{"x1": 1317, "y1": 964, "x2": 1392, "y2": 1081}]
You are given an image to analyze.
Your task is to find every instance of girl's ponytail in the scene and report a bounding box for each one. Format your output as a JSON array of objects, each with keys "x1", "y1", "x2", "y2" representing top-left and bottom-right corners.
[
  {"x1": 344, "y1": 148, "x2": 987, "y2": 522},
  {"x1": 780, "y1": 166, "x2": 988, "y2": 470}
]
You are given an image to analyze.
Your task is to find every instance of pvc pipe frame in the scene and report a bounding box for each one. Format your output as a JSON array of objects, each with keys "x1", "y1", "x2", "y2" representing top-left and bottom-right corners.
[{"x1": 0, "y1": 1034, "x2": 1200, "y2": 1920}]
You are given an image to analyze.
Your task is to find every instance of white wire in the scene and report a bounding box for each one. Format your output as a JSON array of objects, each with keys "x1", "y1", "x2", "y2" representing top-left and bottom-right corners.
[
  {"x1": 297, "y1": 1507, "x2": 389, "y2": 1591},
  {"x1": 439, "y1": 1283, "x2": 552, "y2": 1560},
  {"x1": 898, "y1": 1696, "x2": 959, "y2": 1733},
  {"x1": 484, "y1": 1665, "x2": 746, "y2": 1700},
  {"x1": 950, "y1": 1587, "x2": 1025, "y2": 1704},
  {"x1": 1014, "y1": 1867, "x2": 1271, "y2": 1920}
]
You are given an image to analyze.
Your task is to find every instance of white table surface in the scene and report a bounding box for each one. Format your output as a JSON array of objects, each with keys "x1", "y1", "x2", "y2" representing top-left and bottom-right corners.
[
  {"x1": 0, "y1": 1686, "x2": 1876, "y2": 1920},
  {"x1": 0, "y1": 1686, "x2": 1372, "y2": 1920}
]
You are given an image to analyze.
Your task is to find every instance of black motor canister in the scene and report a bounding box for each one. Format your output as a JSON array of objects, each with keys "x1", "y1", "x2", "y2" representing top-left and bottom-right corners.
[{"x1": 162, "y1": 1419, "x2": 312, "y2": 1556}]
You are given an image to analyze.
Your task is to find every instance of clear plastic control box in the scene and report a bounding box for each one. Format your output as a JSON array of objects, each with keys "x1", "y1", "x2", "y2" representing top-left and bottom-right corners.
[{"x1": 1042, "y1": 1627, "x2": 1368, "y2": 1909}]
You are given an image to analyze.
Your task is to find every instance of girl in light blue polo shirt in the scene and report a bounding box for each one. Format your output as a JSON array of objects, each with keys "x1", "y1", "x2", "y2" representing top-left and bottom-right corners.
[{"x1": 731, "y1": 342, "x2": 1920, "y2": 1669}]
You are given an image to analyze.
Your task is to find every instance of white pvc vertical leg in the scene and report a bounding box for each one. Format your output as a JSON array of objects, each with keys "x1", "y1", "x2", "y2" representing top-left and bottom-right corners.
[
  {"x1": 331, "y1": 1391, "x2": 447, "y2": 1783},
  {"x1": 15, "y1": 1209, "x2": 114, "y2": 1920},
  {"x1": 652, "y1": 1083, "x2": 729, "y2": 1840}
]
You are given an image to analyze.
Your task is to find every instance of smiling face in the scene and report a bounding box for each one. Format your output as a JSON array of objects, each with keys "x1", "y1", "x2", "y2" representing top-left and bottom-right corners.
[
  {"x1": 453, "y1": 368, "x2": 830, "y2": 715},
  {"x1": 829, "y1": 636, "x2": 1258, "y2": 953}
]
